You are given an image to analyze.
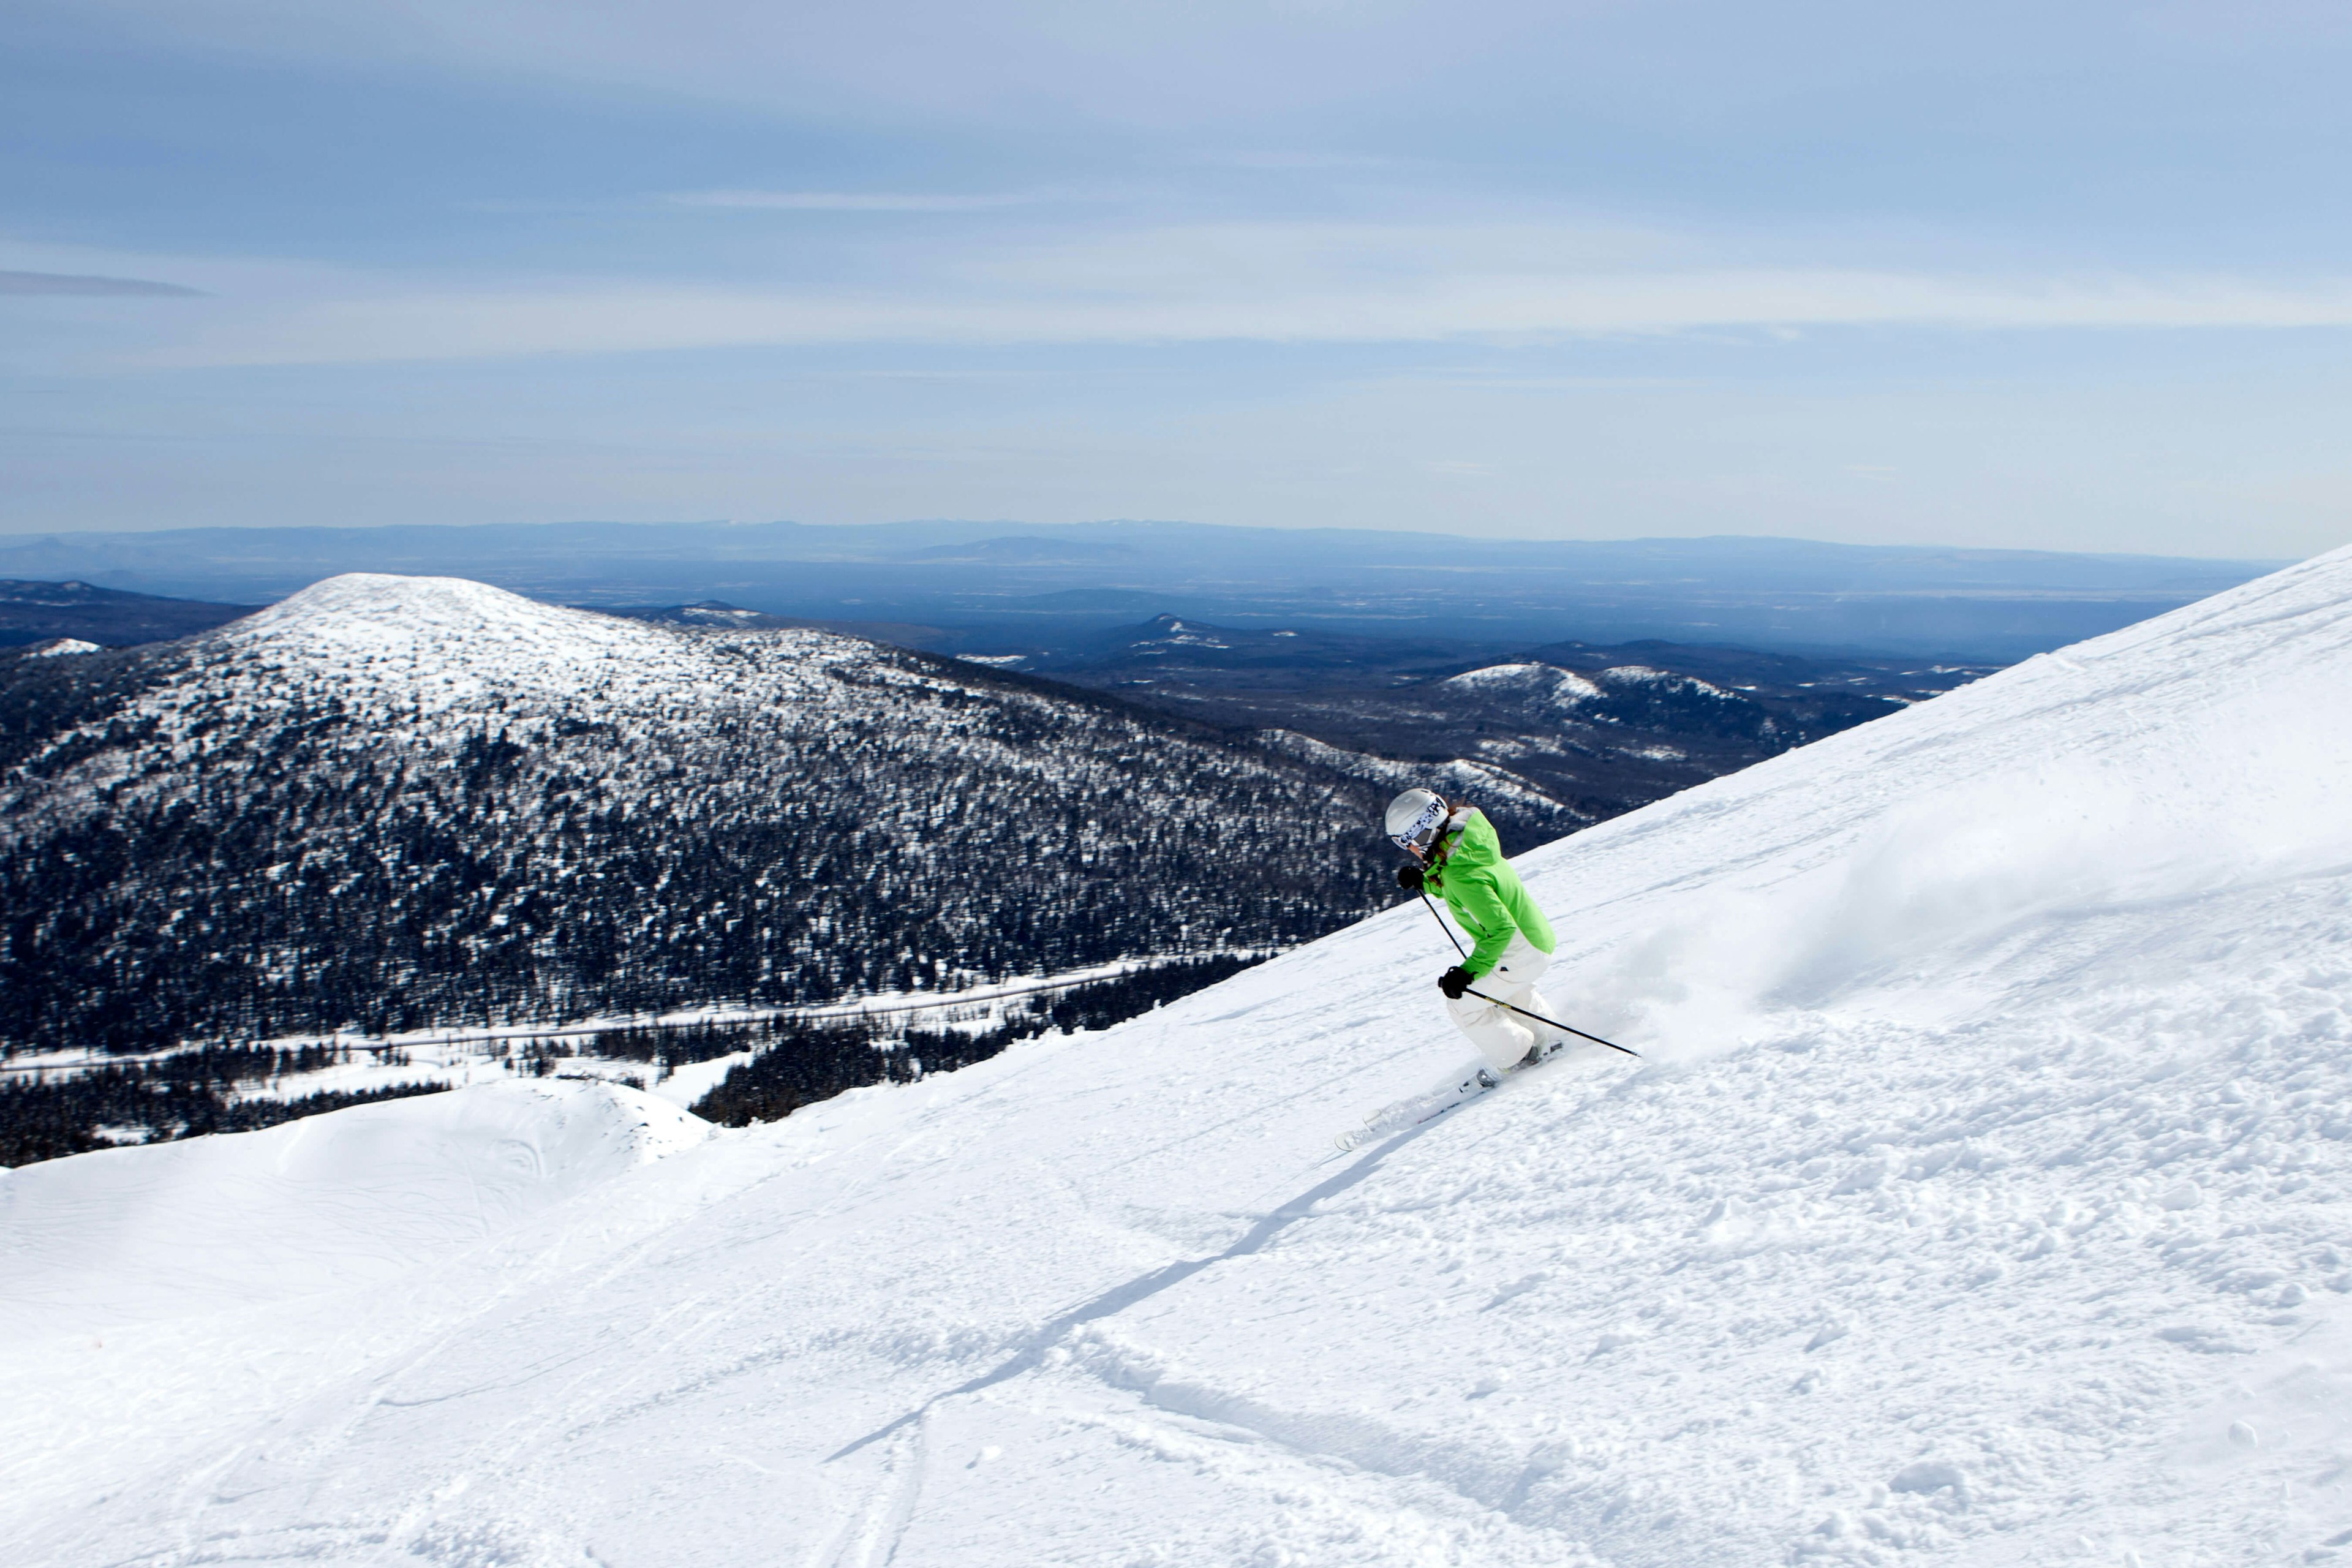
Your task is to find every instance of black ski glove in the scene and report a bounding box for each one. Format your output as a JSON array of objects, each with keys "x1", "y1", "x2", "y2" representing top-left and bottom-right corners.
[
  {"x1": 1396, "y1": 865, "x2": 1423, "y2": 891},
  {"x1": 1439, "y1": 965, "x2": 1474, "y2": 1000}
]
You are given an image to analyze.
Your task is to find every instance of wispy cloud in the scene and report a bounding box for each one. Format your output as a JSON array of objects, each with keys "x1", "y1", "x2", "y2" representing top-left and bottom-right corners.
[
  {"x1": 22, "y1": 221, "x2": 2352, "y2": 374},
  {"x1": 1201, "y1": 151, "x2": 1439, "y2": 173},
  {"x1": 0, "y1": 269, "x2": 204, "y2": 297},
  {"x1": 663, "y1": 190, "x2": 1044, "y2": 213},
  {"x1": 135, "y1": 263, "x2": 2352, "y2": 369}
]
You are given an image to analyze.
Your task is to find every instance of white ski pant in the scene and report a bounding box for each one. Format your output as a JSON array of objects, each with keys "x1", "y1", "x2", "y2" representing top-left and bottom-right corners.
[{"x1": 1448, "y1": 932, "x2": 1569, "y2": 1072}]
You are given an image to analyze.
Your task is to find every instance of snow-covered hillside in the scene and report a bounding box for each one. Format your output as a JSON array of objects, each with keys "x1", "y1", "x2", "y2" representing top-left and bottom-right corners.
[
  {"x1": 8, "y1": 548, "x2": 2352, "y2": 1565},
  {"x1": 0, "y1": 1080, "x2": 708, "y2": 1336}
]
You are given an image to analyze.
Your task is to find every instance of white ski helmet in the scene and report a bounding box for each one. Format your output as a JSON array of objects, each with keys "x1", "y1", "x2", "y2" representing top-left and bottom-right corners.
[{"x1": 1385, "y1": 788, "x2": 1449, "y2": 855}]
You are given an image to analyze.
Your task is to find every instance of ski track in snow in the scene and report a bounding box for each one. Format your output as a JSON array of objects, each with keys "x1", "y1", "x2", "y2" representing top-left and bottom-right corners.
[{"x1": 8, "y1": 551, "x2": 2352, "y2": 1562}]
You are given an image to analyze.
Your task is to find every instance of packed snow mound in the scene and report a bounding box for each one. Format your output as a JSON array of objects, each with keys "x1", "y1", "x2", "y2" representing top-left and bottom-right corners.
[
  {"x1": 24, "y1": 637, "x2": 100, "y2": 657},
  {"x1": 0, "y1": 1080, "x2": 710, "y2": 1336},
  {"x1": 10, "y1": 547, "x2": 2352, "y2": 1567}
]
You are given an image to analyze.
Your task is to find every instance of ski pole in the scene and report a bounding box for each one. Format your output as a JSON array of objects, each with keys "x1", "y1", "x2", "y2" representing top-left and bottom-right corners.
[
  {"x1": 1461, "y1": 987, "x2": 1640, "y2": 1058},
  {"x1": 1418, "y1": 890, "x2": 1641, "y2": 1058},
  {"x1": 1419, "y1": 891, "x2": 1468, "y2": 957}
]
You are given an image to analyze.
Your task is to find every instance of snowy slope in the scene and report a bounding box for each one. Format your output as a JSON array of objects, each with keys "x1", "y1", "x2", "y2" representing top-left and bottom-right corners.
[
  {"x1": 0, "y1": 1080, "x2": 709, "y2": 1333},
  {"x1": 7, "y1": 548, "x2": 2352, "y2": 1565}
]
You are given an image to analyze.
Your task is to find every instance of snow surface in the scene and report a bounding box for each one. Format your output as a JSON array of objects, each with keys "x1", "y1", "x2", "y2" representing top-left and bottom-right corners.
[
  {"x1": 0, "y1": 1081, "x2": 709, "y2": 1332},
  {"x1": 23, "y1": 636, "x2": 101, "y2": 657},
  {"x1": 10, "y1": 549, "x2": 2352, "y2": 1564}
]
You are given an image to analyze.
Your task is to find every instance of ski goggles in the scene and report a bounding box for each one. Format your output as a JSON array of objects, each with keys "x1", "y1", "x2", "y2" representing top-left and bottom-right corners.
[{"x1": 1389, "y1": 797, "x2": 1448, "y2": 855}]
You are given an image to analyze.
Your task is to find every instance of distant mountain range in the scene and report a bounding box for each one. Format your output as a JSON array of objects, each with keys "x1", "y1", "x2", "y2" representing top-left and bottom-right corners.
[
  {"x1": 0, "y1": 521, "x2": 2282, "y2": 658},
  {"x1": 0, "y1": 578, "x2": 255, "y2": 649},
  {"x1": 931, "y1": 613, "x2": 1996, "y2": 821}
]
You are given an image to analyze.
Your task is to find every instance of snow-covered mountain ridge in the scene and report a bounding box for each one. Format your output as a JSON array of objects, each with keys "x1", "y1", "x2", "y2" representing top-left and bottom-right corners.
[{"x1": 8, "y1": 548, "x2": 2352, "y2": 1564}]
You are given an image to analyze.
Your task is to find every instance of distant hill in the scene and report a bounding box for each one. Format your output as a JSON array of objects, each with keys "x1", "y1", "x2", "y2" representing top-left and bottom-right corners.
[
  {"x1": 0, "y1": 579, "x2": 255, "y2": 649},
  {"x1": 598, "y1": 599, "x2": 801, "y2": 630},
  {"x1": 967, "y1": 612, "x2": 1999, "y2": 822}
]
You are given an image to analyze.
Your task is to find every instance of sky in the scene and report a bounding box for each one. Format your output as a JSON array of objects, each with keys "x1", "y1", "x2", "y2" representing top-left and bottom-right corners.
[{"x1": 2, "y1": 1, "x2": 2349, "y2": 556}]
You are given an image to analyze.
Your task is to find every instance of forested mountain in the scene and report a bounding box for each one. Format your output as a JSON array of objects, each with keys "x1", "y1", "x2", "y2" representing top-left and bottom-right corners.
[{"x1": 0, "y1": 575, "x2": 1474, "y2": 1056}]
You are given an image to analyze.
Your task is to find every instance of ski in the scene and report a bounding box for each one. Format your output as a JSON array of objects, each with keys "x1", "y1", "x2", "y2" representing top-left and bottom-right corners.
[
  {"x1": 1335, "y1": 1072, "x2": 1484, "y2": 1151},
  {"x1": 1335, "y1": 1038, "x2": 1573, "y2": 1152}
]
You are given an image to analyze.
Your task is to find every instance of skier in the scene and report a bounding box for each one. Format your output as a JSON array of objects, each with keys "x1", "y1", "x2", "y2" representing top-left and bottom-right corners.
[{"x1": 1386, "y1": 788, "x2": 1569, "y2": 1080}]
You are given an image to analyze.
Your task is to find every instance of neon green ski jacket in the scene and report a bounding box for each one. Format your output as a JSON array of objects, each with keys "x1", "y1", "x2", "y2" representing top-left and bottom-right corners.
[{"x1": 1426, "y1": 809, "x2": 1556, "y2": 977}]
